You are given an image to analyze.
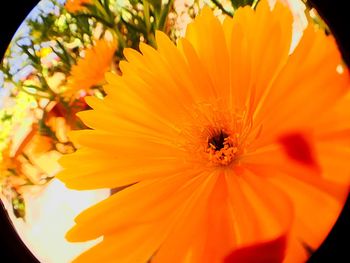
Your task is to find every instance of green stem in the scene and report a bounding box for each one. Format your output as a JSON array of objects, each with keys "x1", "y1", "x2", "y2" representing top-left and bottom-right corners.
[
  {"x1": 143, "y1": 0, "x2": 157, "y2": 47},
  {"x1": 19, "y1": 85, "x2": 51, "y2": 99},
  {"x1": 251, "y1": 0, "x2": 260, "y2": 9},
  {"x1": 80, "y1": 13, "x2": 114, "y2": 28},
  {"x1": 158, "y1": 0, "x2": 174, "y2": 31},
  {"x1": 212, "y1": 0, "x2": 233, "y2": 17},
  {"x1": 94, "y1": 0, "x2": 113, "y2": 23},
  {"x1": 113, "y1": 27, "x2": 127, "y2": 49},
  {"x1": 143, "y1": 0, "x2": 151, "y2": 31},
  {"x1": 102, "y1": 0, "x2": 112, "y2": 18},
  {"x1": 76, "y1": 13, "x2": 126, "y2": 48},
  {"x1": 55, "y1": 39, "x2": 72, "y2": 69}
]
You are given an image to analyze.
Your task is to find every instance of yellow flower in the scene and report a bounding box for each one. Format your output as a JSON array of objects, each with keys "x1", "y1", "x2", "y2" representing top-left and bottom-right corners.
[
  {"x1": 65, "y1": 0, "x2": 92, "y2": 13},
  {"x1": 58, "y1": 1, "x2": 350, "y2": 262},
  {"x1": 36, "y1": 47, "x2": 52, "y2": 58},
  {"x1": 65, "y1": 39, "x2": 117, "y2": 97}
]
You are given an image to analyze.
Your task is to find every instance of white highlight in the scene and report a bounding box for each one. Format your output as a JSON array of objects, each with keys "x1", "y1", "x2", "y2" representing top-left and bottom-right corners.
[{"x1": 4, "y1": 179, "x2": 109, "y2": 263}]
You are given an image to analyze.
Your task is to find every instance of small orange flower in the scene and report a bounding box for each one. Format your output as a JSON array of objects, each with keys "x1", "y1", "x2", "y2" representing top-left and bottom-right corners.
[
  {"x1": 64, "y1": 38, "x2": 117, "y2": 97},
  {"x1": 26, "y1": 134, "x2": 53, "y2": 156},
  {"x1": 65, "y1": 0, "x2": 92, "y2": 13},
  {"x1": 0, "y1": 144, "x2": 21, "y2": 176},
  {"x1": 58, "y1": 1, "x2": 350, "y2": 262}
]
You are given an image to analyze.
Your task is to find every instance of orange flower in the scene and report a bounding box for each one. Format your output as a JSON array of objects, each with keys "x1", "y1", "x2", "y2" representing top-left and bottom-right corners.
[
  {"x1": 65, "y1": 0, "x2": 92, "y2": 13},
  {"x1": 0, "y1": 144, "x2": 21, "y2": 177},
  {"x1": 27, "y1": 134, "x2": 53, "y2": 156},
  {"x1": 65, "y1": 39, "x2": 117, "y2": 96},
  {"x1": 58, "y1": 1, "x2": 350, "y2": 262}
]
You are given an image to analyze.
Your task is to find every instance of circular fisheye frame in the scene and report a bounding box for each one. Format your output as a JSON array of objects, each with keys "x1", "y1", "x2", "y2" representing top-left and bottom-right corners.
[{"x1": 0, "y1": 0, "x2": 349, "y2": 262}]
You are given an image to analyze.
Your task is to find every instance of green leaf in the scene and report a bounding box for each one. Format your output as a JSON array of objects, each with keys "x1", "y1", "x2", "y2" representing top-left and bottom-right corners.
[{"x1": 12, "y1": 194, "x2": 26, "y2": 219}]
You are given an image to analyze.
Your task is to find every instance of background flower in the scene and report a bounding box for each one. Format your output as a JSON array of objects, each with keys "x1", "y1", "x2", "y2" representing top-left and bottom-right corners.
[
  {"x1": 65, "y1": 0, "x2": 92, "y2": 13},
  {"x1": 65, "y1": 38, "x2": 117, "y2": 97}
]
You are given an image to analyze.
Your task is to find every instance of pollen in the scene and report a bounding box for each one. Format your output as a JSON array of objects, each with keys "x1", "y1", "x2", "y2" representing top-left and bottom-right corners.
[{"x1": 206, "y1": 130, "x2": 238, "y2": 166}]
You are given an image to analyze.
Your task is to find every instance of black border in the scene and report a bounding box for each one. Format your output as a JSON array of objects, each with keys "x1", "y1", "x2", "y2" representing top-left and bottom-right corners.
[
  {"x1": 0, "y1": 3, "x2": 41, "y2": 263},
  {"x1": 0, "y1": 0, "x2": 349, "y2": 262},
  {"x1": 306, "y1": 0, "x2": 350, "y2": 261}
]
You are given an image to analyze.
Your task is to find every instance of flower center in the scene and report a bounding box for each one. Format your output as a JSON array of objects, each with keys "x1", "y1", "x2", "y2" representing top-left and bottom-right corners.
[
  {"x1": 208, "y1": 130, "x2": 229, "y2": 150},
  {"x1": 206, "y1": 130, "x2": 238, "y2": 166}
]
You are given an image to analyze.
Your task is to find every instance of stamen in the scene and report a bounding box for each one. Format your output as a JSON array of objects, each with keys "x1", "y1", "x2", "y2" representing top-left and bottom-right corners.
[
  {"x1": 208, "y1": 130, "x2": 229, "y2": 150},
  {"x1": 206, "y1": 130, "x2": 238, "y2": 166}
]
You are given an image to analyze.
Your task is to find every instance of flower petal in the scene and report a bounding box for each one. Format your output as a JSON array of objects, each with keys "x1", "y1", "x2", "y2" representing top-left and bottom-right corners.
[
  {"x1": 185, "y1": 6, "x2": 230, "y2": 101},
  {"x1": 278, "y1": 132, "x2": 319, "y2": 169},
  {"x1": 224, "y1": 234, "x2": 287, "y2": 263},
  {"x1": 66, "y1": 171, "x2": 212, "y2": 242},
  {"x1": 252, "y1": 25, "x2": 349, "y2": 147},
  {"x1": 267, "y1": 172, "x2": 348, "y2": 262}
]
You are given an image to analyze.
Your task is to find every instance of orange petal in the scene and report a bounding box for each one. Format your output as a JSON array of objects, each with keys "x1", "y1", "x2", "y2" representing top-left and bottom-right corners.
[
  {"x1": 278, "y1": 132, "x2": 319, "y2": 169},
  {"x1": 79, "y1": 96, "x2": 179, "y2": 141},
  {"x1": 242, "y1": 142, "x2": 346, "y2": 202},
  {"x1": 179, "y1": 38, "x2": 217, "y2": 100},
  {"x1": 267, "y1": 172, "x2": 348, "y2": 260},
  {"x1": 70, "y1": 171, "x2": 220, "y2": 263},
  {"x1": 185, "y1": 7, "x2": 230, "y2": 101},
  {"x1": 315, "y1": 142, "x2": 350, "y2": 184},
  {"x1": 314, "y1": 92, "x2": 350, "y2": 146},
  {"x1": 151, "y1": 172, "x2": 220, "y2": 263},
  {"x1": 224, "y1": 234, "x2": 287, "y2": 263},
  {"x1": 236, "y1": 168, "x2": 293, "y2": 240},
  {"x1": 72, "y1": 223, "x2": 167, "y2": 263},
  {"x1": 66, "y1": 171, "x2": 209, "y2": 242},
  {"x1": 252, "y1": 25, "x2": 349, "y2": 147},
  {"x1": 197, "y1": 173, "x2": 238, "y2": 263},
  {"x1": 57, "y1": 152, "x2": 191, "y2": 190}
]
